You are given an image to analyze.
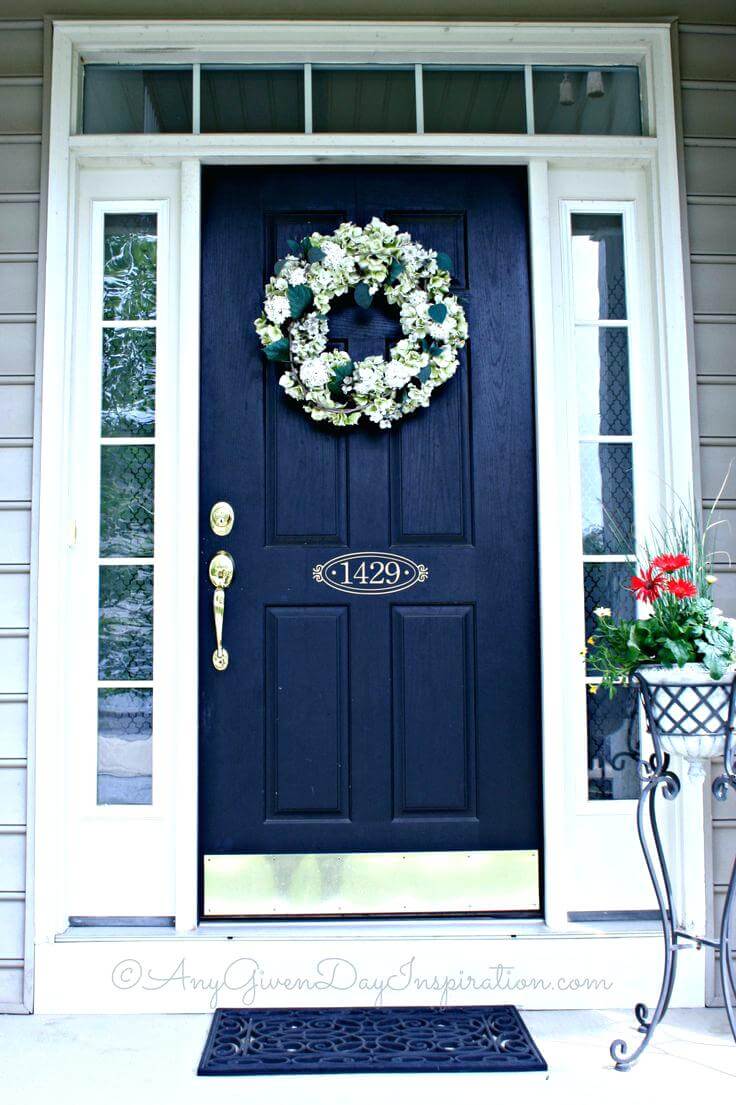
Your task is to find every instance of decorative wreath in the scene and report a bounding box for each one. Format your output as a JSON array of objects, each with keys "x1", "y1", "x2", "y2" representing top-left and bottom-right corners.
[{"x1": 254, "y1": 217, "x2": 468, "y2": 429}]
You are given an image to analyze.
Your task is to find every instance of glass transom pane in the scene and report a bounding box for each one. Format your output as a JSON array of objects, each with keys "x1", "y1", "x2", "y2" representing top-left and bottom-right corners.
[
  {"x1": 201, "y1": 67, "x2": 304, "y2": 132},
  {"x1": 103, "y1": 213, "x2": 157, "y2": 321},
  {"x1": 83, "y1": 66, "x2": 193, "y2": 134},
  {"x1": 312, "y1": 68, "x2": 416, "y2": 133},
  {"x1": 423, "y1": 68, "x2": 526, "y2": 133},
  {"x1": 532, "y1": 67, "x2": 642, "y2": 136},
  {"x1": 97, "y1": 687, "x2": 153, "y2": 805}
]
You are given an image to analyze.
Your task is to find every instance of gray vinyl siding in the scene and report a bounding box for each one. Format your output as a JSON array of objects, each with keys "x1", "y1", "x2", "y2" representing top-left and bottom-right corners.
[
  {"x1": 0, "y1": 19, "x2": 41, "y2": 1012},
  {"x1": 681, "y1": 22, "x2": 736, "y2": 1006}
]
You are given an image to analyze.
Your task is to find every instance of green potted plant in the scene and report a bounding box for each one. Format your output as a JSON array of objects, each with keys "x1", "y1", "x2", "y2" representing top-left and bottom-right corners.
[{"x1": 588, "y1": 510, "x2": 736, "y2": 780}]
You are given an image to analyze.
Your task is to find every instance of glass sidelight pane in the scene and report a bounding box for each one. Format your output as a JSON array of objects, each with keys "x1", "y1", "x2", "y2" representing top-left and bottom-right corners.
[
  {"x1": 98, "y1": 565, "x2": 153, "y2": 681},
  {"x1": 583, "y1": 562, "x2": 636, "y2": 646},
  {"x1": 575, "y1": 327, "x2": 631, "y2": 436},
  {"x1": 104, "y1": 213, "x2": 157, "y2": 321},
  {"x1": 201, "y1": 67, "x2": 304, "y2": 132},
  {"x1": 83, "y1": 65, "x2": 193, "y2": 134},
  {"x1": 99, "y1": 445, "x2": 154, "y2": 558},
  {"x1": 580, "y1": 442, "x2": 634, "y2": 554},
  {"x1": 101, "y1": 327, "x2": 156, "y2": 437},
  {"x1": 423, "y1": 68, "x2": 526, "y2": 133},
  {"x1": 97, "y1": 687, "x2": 153, "y2": 805},
  {"x1": 533, "y1": 67, "x2": 642, "y2": 136},
  {"x1": 586, "y1": 685, "x2": 639, "y2": 801},
  {"x1": 312, "y1": 68, "x2": 416, "y2": 132},
  {"x1": 571, "y1": 213, "x2": 627, "y2": 321}
]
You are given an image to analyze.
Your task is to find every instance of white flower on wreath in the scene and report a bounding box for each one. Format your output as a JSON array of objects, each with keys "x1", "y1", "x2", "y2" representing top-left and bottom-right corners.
[{"x1": 264, "y1": 294, "x2": 290, "y2": 325}]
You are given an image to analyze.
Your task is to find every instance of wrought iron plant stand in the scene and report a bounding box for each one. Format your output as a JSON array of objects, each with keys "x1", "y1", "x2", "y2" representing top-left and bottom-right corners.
[{"x1": 610, "y1": 667, "x2": 736, "y2": 1070}]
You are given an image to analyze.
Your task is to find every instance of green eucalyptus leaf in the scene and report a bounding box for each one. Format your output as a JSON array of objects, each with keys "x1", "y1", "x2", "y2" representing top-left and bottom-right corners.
[
  {"x1": 389, "y1": 259, "x2": 404, "y2": 282},
  {"x1": 307, "y1": 246, "x2": 325, "y2": 263},
  {"x1": 286, "y1": 238, "x2": 301, "y2": 255},
  {"x1": 417, "y1": 364, "x2": 432, "y2": 384},
  {"x1": 327, "y1": 359, "x2": 354, "y2": 399},
  {"x1": 263, "y1": 338, "x2": 290, "y2": 362},
  {"x1": 428, "y1": 302, "x2": 448, "y2": 325},
  {"x1": 354, "y1": 282, "x2": 373, "y2": 309},
  {"x1": 274, "y1": 259, "x2": 285, "y2": 276},
  {"x1": 436, "y1": 251, "x2": 453, "y2": 274},
  {"x1": 300, "y1": 236, "x2": 312, "y2": 254},
  {"x1": 287, "y1": 284, "x2": 313, "y2": 320}
]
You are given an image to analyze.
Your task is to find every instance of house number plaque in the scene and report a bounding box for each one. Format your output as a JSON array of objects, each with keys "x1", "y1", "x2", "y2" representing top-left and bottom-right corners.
[{"x1": 312, "y1": 552, "x2": 428, "y2": 595}]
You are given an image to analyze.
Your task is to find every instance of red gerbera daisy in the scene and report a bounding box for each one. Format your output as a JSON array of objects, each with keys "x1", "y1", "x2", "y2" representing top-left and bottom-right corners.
[
  {"x1": 630, "y1": 567, "x2": 666, "y2": 603},
  {"x1": 666, "y1": 579, "x2": 697, "y2": 599},
  {"x1": 652, "y1": 553, "x2": 691, "y2": 573}
]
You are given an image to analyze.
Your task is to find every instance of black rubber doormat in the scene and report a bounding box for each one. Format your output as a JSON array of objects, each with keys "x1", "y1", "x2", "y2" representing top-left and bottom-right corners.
[{"x1": 198, "y1": 1004, "x2": 547, "y2": 1076}]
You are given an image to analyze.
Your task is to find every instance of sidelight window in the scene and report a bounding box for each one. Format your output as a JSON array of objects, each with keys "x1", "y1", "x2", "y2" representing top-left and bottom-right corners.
[
  {"x1": 95, "y1": 211, "x2": 158, "y2": 805},
  {"x1": 570, "y1": 212, "x2": 640, "y2": 802}
]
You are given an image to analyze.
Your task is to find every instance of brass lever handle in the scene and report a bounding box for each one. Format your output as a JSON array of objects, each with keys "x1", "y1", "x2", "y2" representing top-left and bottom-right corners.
[{"x1": 209, "y1": 551, "x2": 235, "y2": 671}]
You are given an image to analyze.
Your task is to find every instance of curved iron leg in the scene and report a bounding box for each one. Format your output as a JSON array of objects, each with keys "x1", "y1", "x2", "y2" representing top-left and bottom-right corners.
[
  {"x1": 719, "y1": 850, "x2": 736, "y2": 1043},
  {"x1": 610, "y1": 768, "x2": 679, "y2": 1071}
]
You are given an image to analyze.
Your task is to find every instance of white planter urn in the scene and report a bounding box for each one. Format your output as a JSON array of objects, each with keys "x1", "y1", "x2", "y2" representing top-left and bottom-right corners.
[{"x1": 635, "y1": 663, "x2": 736, "y2": 782}]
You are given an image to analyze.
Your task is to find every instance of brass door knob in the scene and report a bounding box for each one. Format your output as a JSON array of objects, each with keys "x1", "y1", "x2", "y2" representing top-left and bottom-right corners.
[{"x1": 209, "y1": 551, "x2": 235, "y2": 671}]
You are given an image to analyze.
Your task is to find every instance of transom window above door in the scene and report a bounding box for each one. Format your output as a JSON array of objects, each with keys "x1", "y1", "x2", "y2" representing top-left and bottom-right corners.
[{"x1": 80, "y1": 63, "x2": 644, "y2": 137}]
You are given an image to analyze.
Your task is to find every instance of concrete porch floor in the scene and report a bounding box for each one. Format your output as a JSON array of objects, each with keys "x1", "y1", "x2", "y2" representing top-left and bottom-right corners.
[{"x1": 1, "y1": 1008, "x2": 734, "y2": 1103}]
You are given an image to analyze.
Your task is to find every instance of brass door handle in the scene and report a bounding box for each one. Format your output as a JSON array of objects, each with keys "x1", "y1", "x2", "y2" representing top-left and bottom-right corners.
[{"x1": 209, "y1": 551, "x2": 235, "y2": 671}]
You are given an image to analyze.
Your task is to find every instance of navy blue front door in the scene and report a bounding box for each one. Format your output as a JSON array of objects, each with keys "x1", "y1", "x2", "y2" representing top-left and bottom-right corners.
[{"x1": 199, "y1": 166, "x2": 541, "y2": 914}]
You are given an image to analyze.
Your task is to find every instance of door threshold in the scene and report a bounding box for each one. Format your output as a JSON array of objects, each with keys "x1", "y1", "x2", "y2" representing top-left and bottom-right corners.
[{"x1": 55, "y1": 916, "x2": 662, "y2": 942}]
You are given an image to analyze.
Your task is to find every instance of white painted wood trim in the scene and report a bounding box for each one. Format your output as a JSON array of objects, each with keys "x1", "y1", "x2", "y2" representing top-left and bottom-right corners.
[{"x1": 174, "y1": 159, "x2": 200, "y2": 934}]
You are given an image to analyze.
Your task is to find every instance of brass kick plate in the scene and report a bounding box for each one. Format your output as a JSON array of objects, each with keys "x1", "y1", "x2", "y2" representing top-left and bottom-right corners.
[{"x1": 203, "y1": 849, "x2": 539, "y2": 916}]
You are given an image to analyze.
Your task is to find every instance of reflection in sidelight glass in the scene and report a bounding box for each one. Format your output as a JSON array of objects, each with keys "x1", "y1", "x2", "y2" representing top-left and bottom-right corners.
[
  {"x1": 586, "y1": 686, "x2": 639, "y2": 801},
  {"x1": 99, "y1": 445, "x2": 154, "y2": 558},
  {"x1": 97, "y1": 688, "x2": 153, "y2": 805},
  {"x1": 423, "y1": 68, "x2": 526, "y2": 133},
  {"x1": 103, "y1": 213, "x2": 157, "y2": 321},
  {"x1": 580, "y1": 442, "x2": 634, "y2": 554},
  {"x1": 101, "y1": 328, "x2": 156, "y2": 436},
  {"x1": 97, "y1": 211, "x2": 158, "y2": 804},
  {"x1": 533, "y1": 67, "x2": 642, "y2": 136},
  {"x1": 98, "y1": 565, "x2": 154, "y2": 682},
  {"x1": 571, "y1": 214, "x2": 627, "y2": 320},
  {"x1": 571, "y1": 210, "x2": 638, "y2": 800},
  {"x1": 575, "y1": 327, "x2": 631, "y2": 436}
]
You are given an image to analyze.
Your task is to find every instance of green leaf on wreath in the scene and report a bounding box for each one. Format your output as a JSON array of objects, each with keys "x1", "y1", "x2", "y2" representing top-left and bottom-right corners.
[
  {"x1": 286, "y1": 238, "x2": 301, "y2": 255},
  {"x1": 301, "y1": 237, "x2": 312, "y2": 255},
  {"x1": 274, "y1": 259, "x2": 285, "y2": 276},
  {"x1": 389, "y1": 259, "x2": 404, "y2": 282},
  {"x1": 428, "y1": 302, "x2": 448, "y2": 325},
  {"x1": 307, "y1": 246, "x2": 325, "y2": 263},
  {"x1": 417, "y1": 364, "x2": 431, "y2": 384},
  {"x1": 287, "y1": 284, "x2": 313, "y2": 319},
  {"x1": 354, "y1": 282, "x2": 373, "y2": 309},
  {"x1": 327, "y1": 359, "x2": 354, "y2": 399},
  {"x1": 264, "y1": 338, "x2": 291, "y2": 362},
  {"x1": 436, "y1": 252, "x2": 453, "y2": 274}
]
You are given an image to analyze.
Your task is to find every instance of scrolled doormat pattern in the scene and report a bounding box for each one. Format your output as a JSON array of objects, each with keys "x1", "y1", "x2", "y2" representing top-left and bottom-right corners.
[{"x1": 198, "y1": 1004, "x2": 547, "y2": 1076}]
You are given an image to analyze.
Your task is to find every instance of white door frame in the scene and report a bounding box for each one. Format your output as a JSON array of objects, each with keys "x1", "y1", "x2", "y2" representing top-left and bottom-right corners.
[{"x1": 29, "y1": 19, "x2": 705, "y2": 1012}]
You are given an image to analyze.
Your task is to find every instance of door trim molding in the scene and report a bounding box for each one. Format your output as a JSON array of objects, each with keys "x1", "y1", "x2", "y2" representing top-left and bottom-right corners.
[{"x1": 32, "y1": 20, "x2": 701, "y2": 1010}]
